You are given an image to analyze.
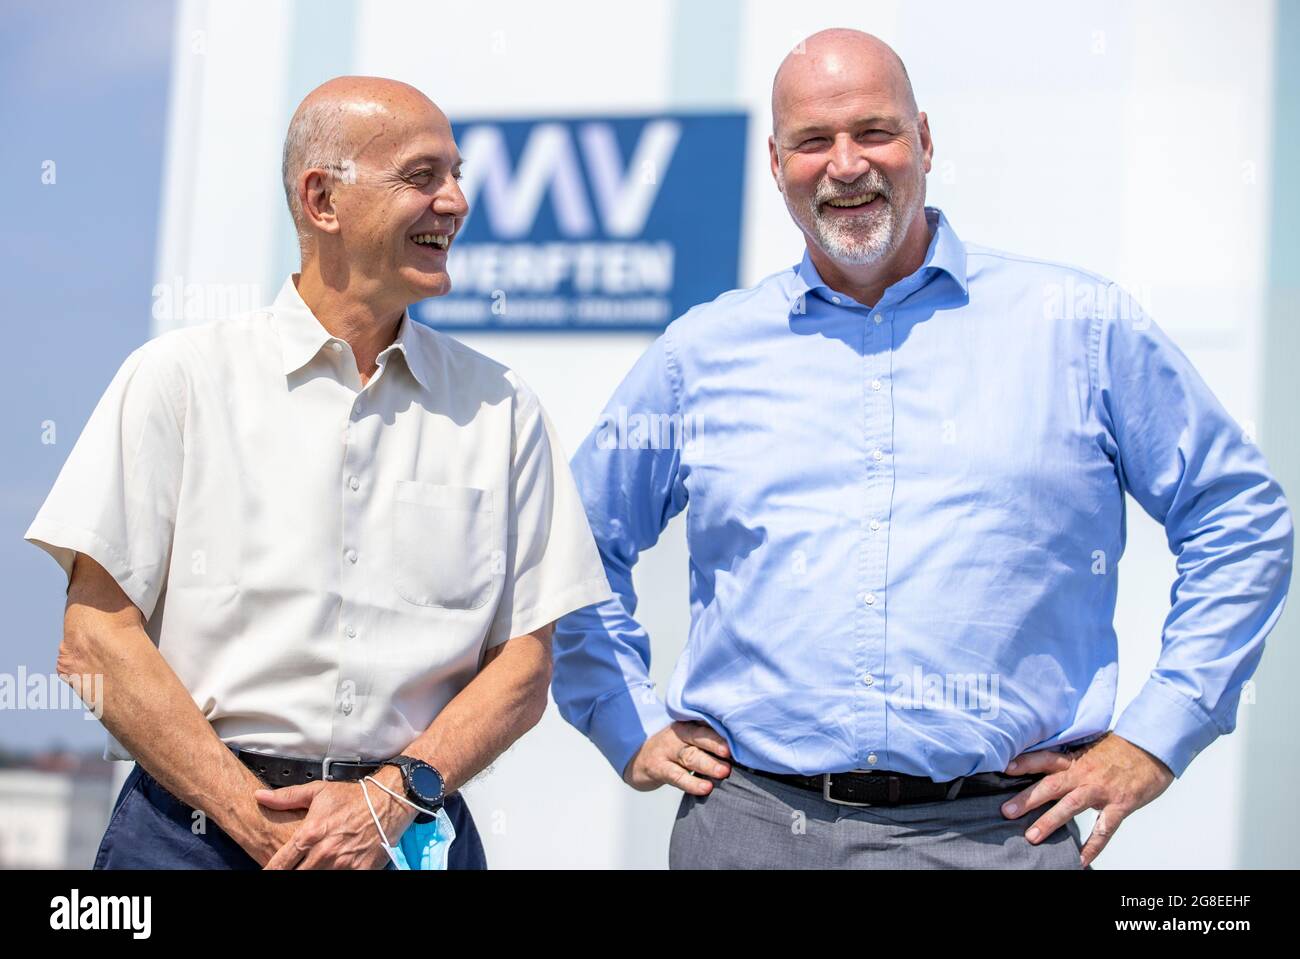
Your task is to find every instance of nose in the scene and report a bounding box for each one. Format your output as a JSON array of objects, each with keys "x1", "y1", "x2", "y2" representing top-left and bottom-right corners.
[
  {"x1": 826, "y1": 132, "x2": 870, "y2": 183},
  {"x1": 434, "y1": 175, "x2": 470, "y2": 221}
]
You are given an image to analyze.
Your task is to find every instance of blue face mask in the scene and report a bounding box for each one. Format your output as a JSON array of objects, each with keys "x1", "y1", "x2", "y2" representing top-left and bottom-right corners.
[{"x1": 362, "y1": 776, "x2": 457, "y2": 870}]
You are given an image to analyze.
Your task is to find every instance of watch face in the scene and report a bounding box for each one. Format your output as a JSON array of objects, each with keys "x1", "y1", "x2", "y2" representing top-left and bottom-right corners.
[{"x1": 409, "y1": 763, "x2": 444, "y2": 803}]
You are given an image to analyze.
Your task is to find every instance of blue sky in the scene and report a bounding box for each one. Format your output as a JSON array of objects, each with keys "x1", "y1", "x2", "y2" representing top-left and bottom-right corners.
[{"x1": 0, "y1": 0, "x2": 174, "y2": 751}]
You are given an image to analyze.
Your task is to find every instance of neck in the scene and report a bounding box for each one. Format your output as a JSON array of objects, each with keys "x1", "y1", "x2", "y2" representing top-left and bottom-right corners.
[
  {"x1": 295, "y1": 256, "x2": 405, "y2": 382},
  {"x1": 806, "y1": 206, "x2": 932, "y2": 308}
]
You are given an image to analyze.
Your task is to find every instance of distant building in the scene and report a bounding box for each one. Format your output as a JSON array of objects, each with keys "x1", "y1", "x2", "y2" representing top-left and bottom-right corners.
[{"x1": 0, "y1": 755, "x2": 120, "y2": 868}]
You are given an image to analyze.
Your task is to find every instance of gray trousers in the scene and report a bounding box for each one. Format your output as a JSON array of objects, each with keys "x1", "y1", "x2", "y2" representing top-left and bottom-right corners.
[{"x1": 669, "y1": 764, "x2": 1087, "y2": 869}]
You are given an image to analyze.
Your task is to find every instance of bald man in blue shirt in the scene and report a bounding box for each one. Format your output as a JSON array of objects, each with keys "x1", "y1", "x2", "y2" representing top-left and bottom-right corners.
[{"x1": 552, "y1": 28, "x2": 1293, "y2": 868}]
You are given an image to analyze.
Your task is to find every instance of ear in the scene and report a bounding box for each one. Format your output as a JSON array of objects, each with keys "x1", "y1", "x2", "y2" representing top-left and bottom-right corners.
[
  {"x1": 300, "y1": 167, "x2": 341, "y2": 237},
  {"x1": 917, "y1": 111, "x2": 933, "y2": 175},
  {"x1": 768, "y1": 134, "x2": 782, "y2": 190}
]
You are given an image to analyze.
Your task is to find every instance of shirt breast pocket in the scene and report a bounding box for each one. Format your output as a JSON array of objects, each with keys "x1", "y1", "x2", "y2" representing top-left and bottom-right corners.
[{"x1": 392, "y1": 480, "x2": 499, "y2": 610}]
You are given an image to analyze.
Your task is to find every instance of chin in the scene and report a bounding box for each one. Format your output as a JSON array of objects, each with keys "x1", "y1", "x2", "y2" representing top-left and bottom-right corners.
[
  {"x1": 824, "y1": 245, "x2": 889, "y2": 267},
  {"x1": 403, "y1": 271, "x2": 452, "y2": 300}
]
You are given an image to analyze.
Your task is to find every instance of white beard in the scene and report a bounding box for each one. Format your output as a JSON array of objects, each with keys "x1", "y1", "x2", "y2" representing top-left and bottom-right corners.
[
  {"x1": 783, "y1": 171, "x2": 921, "y2": 267},
  {"x1": 813, "y1": 200, "x2": 897, "y2": 264}
]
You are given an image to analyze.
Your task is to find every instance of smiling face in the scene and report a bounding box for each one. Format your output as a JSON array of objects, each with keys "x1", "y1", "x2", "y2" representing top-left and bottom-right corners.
[
  {"x1": 330, "y1": 101, "x2": 468, "y2": 302},
  {"x1": 288, "y1": 79, "x2": 470, "y2": 308},
  {"x1": 769, "y1": 34, "x2": 932, "y2": 269}
]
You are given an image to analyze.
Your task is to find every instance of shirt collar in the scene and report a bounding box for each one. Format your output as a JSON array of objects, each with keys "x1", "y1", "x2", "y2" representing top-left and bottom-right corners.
[
  {"x1": 379, "y1": 311, "x2": 435, "y2": 392},
  {"x1": 272, "y1": 275, "x2": 433, "y2": 391},
  {"x1": 787, "y1": 205, "x2": 969, "y2": 314}
]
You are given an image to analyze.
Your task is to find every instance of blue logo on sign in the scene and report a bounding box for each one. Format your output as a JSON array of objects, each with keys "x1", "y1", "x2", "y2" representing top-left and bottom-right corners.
[{"x1": 413, "y1": 112, "x2": 748, "y2": 331}]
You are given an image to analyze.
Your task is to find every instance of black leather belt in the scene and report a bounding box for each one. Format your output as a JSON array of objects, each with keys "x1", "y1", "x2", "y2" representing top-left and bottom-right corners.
[
  {"x1": 732, "y1": 760, "x2": 1044, "y2": 807},
  {"x1": 235, "y1": 749, "x2": 384, "y2": 787}
]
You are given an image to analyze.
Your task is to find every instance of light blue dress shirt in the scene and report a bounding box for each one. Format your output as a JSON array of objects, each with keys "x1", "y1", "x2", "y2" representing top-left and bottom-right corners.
[{"x1": 552, "y1": 206, "x2": 1293, "y2": 782}]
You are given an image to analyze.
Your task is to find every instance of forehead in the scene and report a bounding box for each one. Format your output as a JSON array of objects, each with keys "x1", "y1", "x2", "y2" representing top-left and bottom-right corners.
[
  {"x1": 774, "y1": 51, "x2": 910, "y2": 133},
  {"x1": 351, "y1": 102, "x2": 459, "y2": 164},
  {"x1": 780, "y1": 89, "x2": 906, "y2": 136}
]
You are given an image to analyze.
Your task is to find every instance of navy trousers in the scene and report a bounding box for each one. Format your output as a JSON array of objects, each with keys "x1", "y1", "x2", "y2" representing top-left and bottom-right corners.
[{"x1": 93, "y1": 762, "x2": 488, "y2": 870}]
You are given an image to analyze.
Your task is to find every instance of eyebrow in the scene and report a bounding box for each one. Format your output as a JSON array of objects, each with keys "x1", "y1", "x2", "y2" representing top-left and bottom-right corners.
[
  {"x1": 397, "y1": 153, "x2": 463, "y2": 170},
  {"x1": 784, "y1": 115, "x2": 900, "y2": 141}
]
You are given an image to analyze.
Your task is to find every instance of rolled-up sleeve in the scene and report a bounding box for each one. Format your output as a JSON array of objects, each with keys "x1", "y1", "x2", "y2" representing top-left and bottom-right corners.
[
  {"x1": 24, "y1": 342, "x2": 187, "y2": 621},
  {"x1": 1094, "y1": 287, "x2": 1294, "y2": 777},
  {"x1": 485, "y1": 376, "x2": 613, "y2": 647},
  {"x1": 552, "y1": 332, "x2": 688, "y2": 778}
]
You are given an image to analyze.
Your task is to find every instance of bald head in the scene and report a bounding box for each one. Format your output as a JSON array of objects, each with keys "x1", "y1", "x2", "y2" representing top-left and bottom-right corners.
[
  {"x1": 766, "y1": 29, "x2": 932, "y2": 277},
  {"x1": 281, "y1": 76, "x2": 446, "y2": 241},
  {"x1": 771, "y1": 29, "x2": 916, "y2": 138}
]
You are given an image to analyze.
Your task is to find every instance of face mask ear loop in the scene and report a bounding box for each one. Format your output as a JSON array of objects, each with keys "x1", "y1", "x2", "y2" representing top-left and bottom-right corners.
[
  {"x1": 360, "y1": 776, "x2": 395, "y2": 848},
  {"x1": 362, "y1": 775, "x2": 439, "y2": 825}
]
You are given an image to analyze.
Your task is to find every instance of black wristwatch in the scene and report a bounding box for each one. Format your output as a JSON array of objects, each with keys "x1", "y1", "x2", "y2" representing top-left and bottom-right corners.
[{"x1": 380, "y1": 756, "x2": 445, "y2": 823}]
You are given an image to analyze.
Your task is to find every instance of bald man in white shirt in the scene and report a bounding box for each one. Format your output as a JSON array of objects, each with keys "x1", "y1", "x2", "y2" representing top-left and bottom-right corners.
[{"x1": 25, "y1": 76, "x2": 611, "y2": 870}]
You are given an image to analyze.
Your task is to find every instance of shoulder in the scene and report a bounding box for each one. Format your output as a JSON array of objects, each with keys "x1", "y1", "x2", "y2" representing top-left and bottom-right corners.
[
  {"x1": 132, "y1": 309, "x2": 277, "y2": 375},
  {"x1": 116, "y1": 310, "x2": 278, "y2": 420},
  {"x1": 661, "y1": 265, "x2": 799, "y2": 351},
  {"x1": 410, "y1": 322, "x2": 543, "y2": 416},
  {"x1": 964, "y1": 242, "x2": 1131, "y2": 309},
  {"x1": 963, "y1": 242, "x2": 1154, "y2": 337},
  {"x1": 667, "y1": 265, "x2": 798, "y2": 335}
]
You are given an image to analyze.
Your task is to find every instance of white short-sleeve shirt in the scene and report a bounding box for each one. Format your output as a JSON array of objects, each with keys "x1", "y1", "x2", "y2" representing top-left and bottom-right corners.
[{"x1": 25, "y1": 275, "x2": 612, "y2": 761}]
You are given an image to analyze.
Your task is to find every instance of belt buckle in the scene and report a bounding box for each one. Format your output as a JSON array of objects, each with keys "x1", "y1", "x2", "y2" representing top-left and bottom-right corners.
[
  {"x1": 321, "y1": 755, "x2": 364, "y2": 782},
  {"x1": 822, "y1": 770, "x2": 878, "y2": 807}
]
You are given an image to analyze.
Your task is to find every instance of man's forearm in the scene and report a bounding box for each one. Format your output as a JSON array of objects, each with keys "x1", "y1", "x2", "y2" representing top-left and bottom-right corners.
[
  {"x1": 398, "y1": 624, "x2": 554, "y2": 795},
  {"x1": 256, "y1": 624, "x2": 558, "y2": 858},
  {"x1": 61, "y1": 555, "x2": 295, "y2": 863}
]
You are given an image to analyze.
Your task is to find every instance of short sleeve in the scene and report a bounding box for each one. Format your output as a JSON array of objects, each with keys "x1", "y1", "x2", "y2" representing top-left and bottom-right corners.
[
  {"x1": 485, "y1": 377, "x2": 613, "y2": 647},
  {"x1": 24, "y1": 343, "x2": 186, "y2": 621}
]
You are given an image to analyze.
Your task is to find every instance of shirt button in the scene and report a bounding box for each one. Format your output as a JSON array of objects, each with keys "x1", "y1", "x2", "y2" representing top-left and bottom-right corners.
[
  {"x1": 345, "y1": 548, "x2": 358, "y2": 564},
  {"x1": 863, "y1": 673, "x2": 874, "y2": 686},
  {"x1": 872, "y1": 449, "x2": 884, "y2": 462},
  {"x1": 349, "y1": 476, "x2": 360, "y2": 491},
  {"x1": 871, "y1": 379, "x2": 882, "y2": 391},
  {"x1": 831, "y1": 296, "x2": 841, "y2": 305},
  {"x1": 869, "y1": 518, "x2": 881, "y2": 531},
  {"x1": 867, "y1": 753, "x2": 878, "y2": 765},
  {"x1": 864, "y1": 592, "x2": 877, "y2": 606},
  {"x1": 345, "y1": 624, "x2": 356, "y2": 638},
  {"x1": 872, "y1": 313, "x2": 884, "y2": 325},
  {"x1": 331, "y1": 341, "x2": 343, "y2": 352}
]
